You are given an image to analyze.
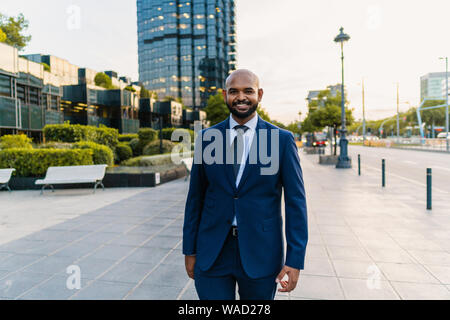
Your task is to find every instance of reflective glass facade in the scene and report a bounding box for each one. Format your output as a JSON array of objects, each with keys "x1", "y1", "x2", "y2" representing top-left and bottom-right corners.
[{"x1": 137, "y1": 0, "x2": 237, "y2": 109}]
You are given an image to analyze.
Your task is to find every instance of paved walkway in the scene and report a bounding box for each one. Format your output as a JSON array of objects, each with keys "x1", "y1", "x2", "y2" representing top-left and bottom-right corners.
[{"x1": 0, "y1": 149, "x2": 449, "y2": 300}]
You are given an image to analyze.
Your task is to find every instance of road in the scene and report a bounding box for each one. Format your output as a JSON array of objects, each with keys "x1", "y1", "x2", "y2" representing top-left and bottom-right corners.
[{"x1": 347, "y1": 145, "x2": 450, "y2": 194}]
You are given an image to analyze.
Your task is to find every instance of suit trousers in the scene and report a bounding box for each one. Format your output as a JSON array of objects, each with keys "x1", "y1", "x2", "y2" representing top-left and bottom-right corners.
[{"x1": 194, "y1": 228, "x2": 278, "y2": 300}]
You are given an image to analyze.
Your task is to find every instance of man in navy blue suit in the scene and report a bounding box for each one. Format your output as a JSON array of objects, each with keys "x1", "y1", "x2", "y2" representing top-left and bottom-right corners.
[{"x1": 183, "y1": 69, "x2": 308, "y2": 300}]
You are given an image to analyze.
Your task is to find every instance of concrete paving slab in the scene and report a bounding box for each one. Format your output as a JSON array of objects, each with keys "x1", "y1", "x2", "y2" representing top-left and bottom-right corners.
[
  {"x1": 289, "y1": 275, "x2": 344, "y2": 300},
  {"x1": 377, "y1": 262, "x2": 440, "y2": 283},
  {"x1": 339, "y1": 278, "x2": 400, "y2": 300},
  {"x1": 390, "y1": 281, "x2": 450, "y2": 300}
]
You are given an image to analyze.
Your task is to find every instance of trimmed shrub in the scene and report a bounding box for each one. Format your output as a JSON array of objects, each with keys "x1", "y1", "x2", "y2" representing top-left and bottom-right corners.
[
  {"x1": 122, "y1": 154, "x2": 174, "y2": 167},
  {"x1": 115, "y1": 142, "x2": 133, "y2": 163},
  {"x1": 0, "y1": 134, "x2": 33, "y2": 149},
  {"x1": 160, "y1": 128, "x2": 194, "y2": 143},
  {"x1": 37, "y1": 142, "x2": 73, "y2": 149},
  {"x1": 132, "y1": 128, "x2": 158, "y2": 157},
  {"x1": 138, "y1": 128, "x2": 158, "y2": 144},
  {"x1": 129, "y1": 138, "x2": 141, "y2": 156},
  {"x1": 118, "y1": 134, "x2": 138, "y2": 142},
  {"x1": 0, "y1": 148, "x2": 93, "y2": 177},
  {"x1": 43, "y1": 123, "x2": 119, "y2": 148},
  {"x1": 95, "y1": 125, "x2": 119, "y2": 148},
  {"x1": 142, "y1": 139, "x2": 176, "y2": 156},
  {"x1": 73, "y1": 141, "x2": 114, "y2": 165}
]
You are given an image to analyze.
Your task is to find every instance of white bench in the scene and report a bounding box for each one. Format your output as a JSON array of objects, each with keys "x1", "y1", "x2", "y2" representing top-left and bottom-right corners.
[
  {"x1": 181, "y1": 157, "x2": 193, "y2": 181},
  {"x1": 0, "y1": 168, "x2": 15, "y2": 192},
  {"x1": 35, "y1": 165, "x2": 108, "y2": 194}
]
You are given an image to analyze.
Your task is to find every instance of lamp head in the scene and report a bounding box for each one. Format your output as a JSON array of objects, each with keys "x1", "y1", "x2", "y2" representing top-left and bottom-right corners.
[{"x1": 334, "y1": 27, "x2": 350, "y2": 43}]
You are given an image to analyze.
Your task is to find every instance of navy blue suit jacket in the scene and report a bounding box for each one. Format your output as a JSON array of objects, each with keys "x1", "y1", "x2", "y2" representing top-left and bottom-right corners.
[{"x1": 183, "y1": 116, "x2": 308, "y2": 279}]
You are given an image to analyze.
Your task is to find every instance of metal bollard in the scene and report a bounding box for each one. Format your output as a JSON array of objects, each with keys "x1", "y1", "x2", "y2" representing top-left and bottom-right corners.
[
  {"x1": 382, "y1": 159, "x2": 385, "y2": 188},
  {"x1": 358, "y1": 154, "x2": 361, "y2": 176},
  {"x1": 427, "y1": 168, "x2": 432, "y2": 210}
]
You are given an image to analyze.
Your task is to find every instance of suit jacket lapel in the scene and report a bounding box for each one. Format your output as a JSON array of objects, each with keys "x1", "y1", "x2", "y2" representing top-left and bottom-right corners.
[
  {"x1": 236, "y1": 117, "x2": 265, "y2": 192},
  {"x1": 218, "y1": 118, "x2": 237, "y2": 192}
]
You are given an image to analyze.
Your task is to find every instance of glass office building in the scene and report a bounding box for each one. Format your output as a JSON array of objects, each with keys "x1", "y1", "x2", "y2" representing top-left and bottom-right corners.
[{"x1": 137, "y1": 0, "x2": 237, "y2": 109}]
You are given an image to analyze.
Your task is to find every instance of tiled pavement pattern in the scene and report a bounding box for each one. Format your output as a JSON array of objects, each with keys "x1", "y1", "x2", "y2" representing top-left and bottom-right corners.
[{"x1": 0, "y1": 148, "x2": 450, "y2": 300}]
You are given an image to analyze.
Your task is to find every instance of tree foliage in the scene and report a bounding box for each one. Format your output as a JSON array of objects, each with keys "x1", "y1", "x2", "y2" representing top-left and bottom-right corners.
[
  {"x1": 94, "y1": 72, "x2": 114, "y2": 89},
  {"x1": 0, "y1": 27, "x2": 6, "y2": 42},
  {"x1": 0, "y1": 13, "x2": 32, "y2": 51},
  {"x1": 204, "y1": 90, "x2": 229, "y2": 126}
]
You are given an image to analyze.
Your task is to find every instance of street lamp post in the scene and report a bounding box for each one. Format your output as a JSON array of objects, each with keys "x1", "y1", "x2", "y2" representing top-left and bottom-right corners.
[
  {"x1": 334, "y1": 27, "x2": 352, "y2": 168},
  {"x1": 439, "y1": 57, "x2": 449, "y2": 152},
  {"x1": 396, "y1": 83, "x2": 400, "y2": 140},
  {"x1": 362, "y1": 79, "x2": 366, "y2": 145}
]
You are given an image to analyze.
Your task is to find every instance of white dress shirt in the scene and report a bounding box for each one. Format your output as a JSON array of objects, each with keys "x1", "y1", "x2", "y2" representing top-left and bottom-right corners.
[{"x1": 229, "y1": 113, "x2": 258, "y2": 226}]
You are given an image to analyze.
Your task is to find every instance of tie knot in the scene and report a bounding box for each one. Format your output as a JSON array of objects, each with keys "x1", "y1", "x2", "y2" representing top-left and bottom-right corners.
[{"x1": 233, "y1": 125, "x2": 249, "y2": 133}]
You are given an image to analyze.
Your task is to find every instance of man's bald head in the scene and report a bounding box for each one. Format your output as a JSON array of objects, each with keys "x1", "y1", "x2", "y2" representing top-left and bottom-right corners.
[
  {"x1": 225, "y1": 69, "x2": 260, "y2": 90},
  {"x1": 222, "y1": 69, "x2": 263, "y2": 122}
]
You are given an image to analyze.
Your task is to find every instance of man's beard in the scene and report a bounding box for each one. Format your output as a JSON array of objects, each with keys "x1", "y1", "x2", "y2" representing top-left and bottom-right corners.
[{"x1": 227, "y1": 101, "x2": 259, "y2": 119}]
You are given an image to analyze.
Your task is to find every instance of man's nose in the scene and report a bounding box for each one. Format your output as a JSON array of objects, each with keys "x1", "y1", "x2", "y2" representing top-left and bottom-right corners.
[{"x1": 237, "y1": 91, "x2": 245, "y2": 101}]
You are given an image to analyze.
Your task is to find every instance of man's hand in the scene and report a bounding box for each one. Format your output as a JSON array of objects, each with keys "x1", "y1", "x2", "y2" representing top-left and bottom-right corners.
[
  {"x1": 185, "y1": 255, "x2": 196, "y2": 279},
  {"x1": 276, "y1": 265, "x2": 300, "y2": 292}
]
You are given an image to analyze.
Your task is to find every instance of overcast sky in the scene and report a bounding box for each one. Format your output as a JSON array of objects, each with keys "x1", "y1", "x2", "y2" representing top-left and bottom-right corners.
[{"x1": 2, "y1": 0, "x2": 450, "y2": 124}]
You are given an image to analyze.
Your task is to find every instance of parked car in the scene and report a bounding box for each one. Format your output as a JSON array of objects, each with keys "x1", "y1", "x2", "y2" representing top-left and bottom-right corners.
[
  {"x1": 312, "y1": 132, "x2": 328, "y2": 147},
  {"x1": 437, "y1": 132, "x2": 450, "y2": 139}
]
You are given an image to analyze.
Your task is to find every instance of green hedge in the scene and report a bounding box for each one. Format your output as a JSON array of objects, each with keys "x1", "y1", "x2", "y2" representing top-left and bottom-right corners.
[
  {"x1": 0, "y1": 134, "x2": 33, "y2": 149},
  {"x1": 129, "y1": 138, "x2": 140, "y2": 156},
  {"x1": 72, "y1": 141, "x2": 114, "y2": 165},
  {"x1": 160, "y1": 128, "x2": 194, "y2": 143},
  {"x1": 138, "y1": 128, "x2": 158, "y2": 144},
  {"x1": 37, "y1": 142, "x2": 73, "y2": 149},
  {"x1": 0, "y1": 148, "x2": 93, "y2": 177},
  {"x1": 142, "y1": 139, "x2": 176, "y2": 156},
  {"x1": 115, "y1": 142, "x2": 133, "y2": 163},
  {"x1": 118, "y1": 134, "x2": 138, "y2": 142},
  {"x1": 122, "y1": 154, "x2": 174, "y2": 167},
  {"x1": 43, "y1": 124, "x2": 119, "y2": 148}
]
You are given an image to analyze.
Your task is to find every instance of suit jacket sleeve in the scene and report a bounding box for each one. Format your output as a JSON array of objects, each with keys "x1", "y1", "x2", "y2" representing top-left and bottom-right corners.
[
  {"x1": 280, "y1": 132, "x2": 308, "y2": 270},
  {"x1": 182, "y1": 133, "x2": 208, "y2": 256}
]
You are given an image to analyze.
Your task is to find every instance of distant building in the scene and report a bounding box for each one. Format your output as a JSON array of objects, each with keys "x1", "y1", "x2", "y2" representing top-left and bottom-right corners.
[
  {"x1": 0, "y1": 43, "x2": 64, "y2": 140},
  {"x1": 306, "y1": 84, "x2": 346, "y2": 108},
  {"x1": 1, "y1": 40, "x2": 209, "y2": 141},
  {"x1": 420, "y1": 72, "x2": 447, "y2": 101},
  {"x1": 0, "y1": 42, "x2": 141, "y2": 139},
  {"x1": 136, "y1": 0, "x2": 237, "y2": 109}
]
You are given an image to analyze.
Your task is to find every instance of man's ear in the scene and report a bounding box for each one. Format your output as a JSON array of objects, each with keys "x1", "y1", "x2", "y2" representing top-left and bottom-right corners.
[
  {"x1": 258, "y1": 88, "x2": 264, "y2": 102},
  {"x1": 222, "y1": 89, "x2": 227, "y2": 101}
]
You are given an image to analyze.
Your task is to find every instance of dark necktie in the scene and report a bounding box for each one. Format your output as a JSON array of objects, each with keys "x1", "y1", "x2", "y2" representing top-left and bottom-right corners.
[{"x1": 232, "y1": 125, "x2": 249, "y2": 178}]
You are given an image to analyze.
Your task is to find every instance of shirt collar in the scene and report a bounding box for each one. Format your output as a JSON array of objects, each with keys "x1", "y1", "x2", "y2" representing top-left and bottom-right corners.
[{"x1": 229, "y1": 113, "x2": 258, "y2": 132}]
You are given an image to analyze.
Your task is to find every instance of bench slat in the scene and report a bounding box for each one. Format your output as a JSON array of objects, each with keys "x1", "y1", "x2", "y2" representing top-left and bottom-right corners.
[{"x1": 36, "y1": 165, "x2": 107, "y2": 185}]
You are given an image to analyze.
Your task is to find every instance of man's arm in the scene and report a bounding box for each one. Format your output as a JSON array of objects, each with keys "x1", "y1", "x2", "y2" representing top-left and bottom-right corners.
[
  {"x1": 280, "y1": 131, "x2": 308, "y2": 270},
  {"x1": 182, "y1": 133, "x2": 208, "y2": 256}
]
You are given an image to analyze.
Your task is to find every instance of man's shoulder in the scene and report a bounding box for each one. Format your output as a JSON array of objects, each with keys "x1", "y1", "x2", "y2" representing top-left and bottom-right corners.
[
  {"x1": 259, "y1": 119, "x2": 294, "y2": 140},
  {"x1": 201, "y1": 119, "x2": 227, "y2": 134}
]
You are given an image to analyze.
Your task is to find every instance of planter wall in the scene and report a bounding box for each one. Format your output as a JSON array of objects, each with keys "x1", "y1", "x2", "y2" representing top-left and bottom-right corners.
[{"x1": 6, "y1": 165, "x2": 188, "y2": 191}]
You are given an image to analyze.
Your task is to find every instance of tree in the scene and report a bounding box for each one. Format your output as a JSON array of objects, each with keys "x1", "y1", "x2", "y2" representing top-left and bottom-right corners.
[
  {"x1": 0, "y1": 13, "x2": 32, "y2": 51},
  {"x1": 257, "y1": 107, "x2": 271, "y2": 122},
  {"x1": 305, "y1": 89, "x2": 354, "y2": 155},
  {"x1": 140, "y1": 86, "x2": 150, "y2": 98},
  {"x1": 204, "y1": 90, "x2": 229, "y2": 126},
  {"x1": 0, "y1": 27, "x2": 6, "y2": 42},
  {"x1": 94, "y1": 72, "x2": 113, "y2": 89},
  {"x1": 41, "y1": 62, "x2": 50, "y2": 72},
  {"x1": 124, "y1": 85, "x2": 136, "y2": 92},
  {"x1": 421, "y1": 100, "x2": 446, "y2": 127}
]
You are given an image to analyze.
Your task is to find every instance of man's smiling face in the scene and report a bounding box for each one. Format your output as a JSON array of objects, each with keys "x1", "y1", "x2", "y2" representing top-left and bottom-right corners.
[{"x1": 223, "y1": 69, "x2": 263, "y2": 120}]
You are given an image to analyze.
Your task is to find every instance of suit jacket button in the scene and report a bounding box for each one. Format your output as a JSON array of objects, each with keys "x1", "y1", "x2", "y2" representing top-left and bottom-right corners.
[
  {"x1": 234, "y1": 196, "x2": 239, "y2": 200},
  {"x1": 227, "y1": 220, "x2": 231, "y2": 225}
]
